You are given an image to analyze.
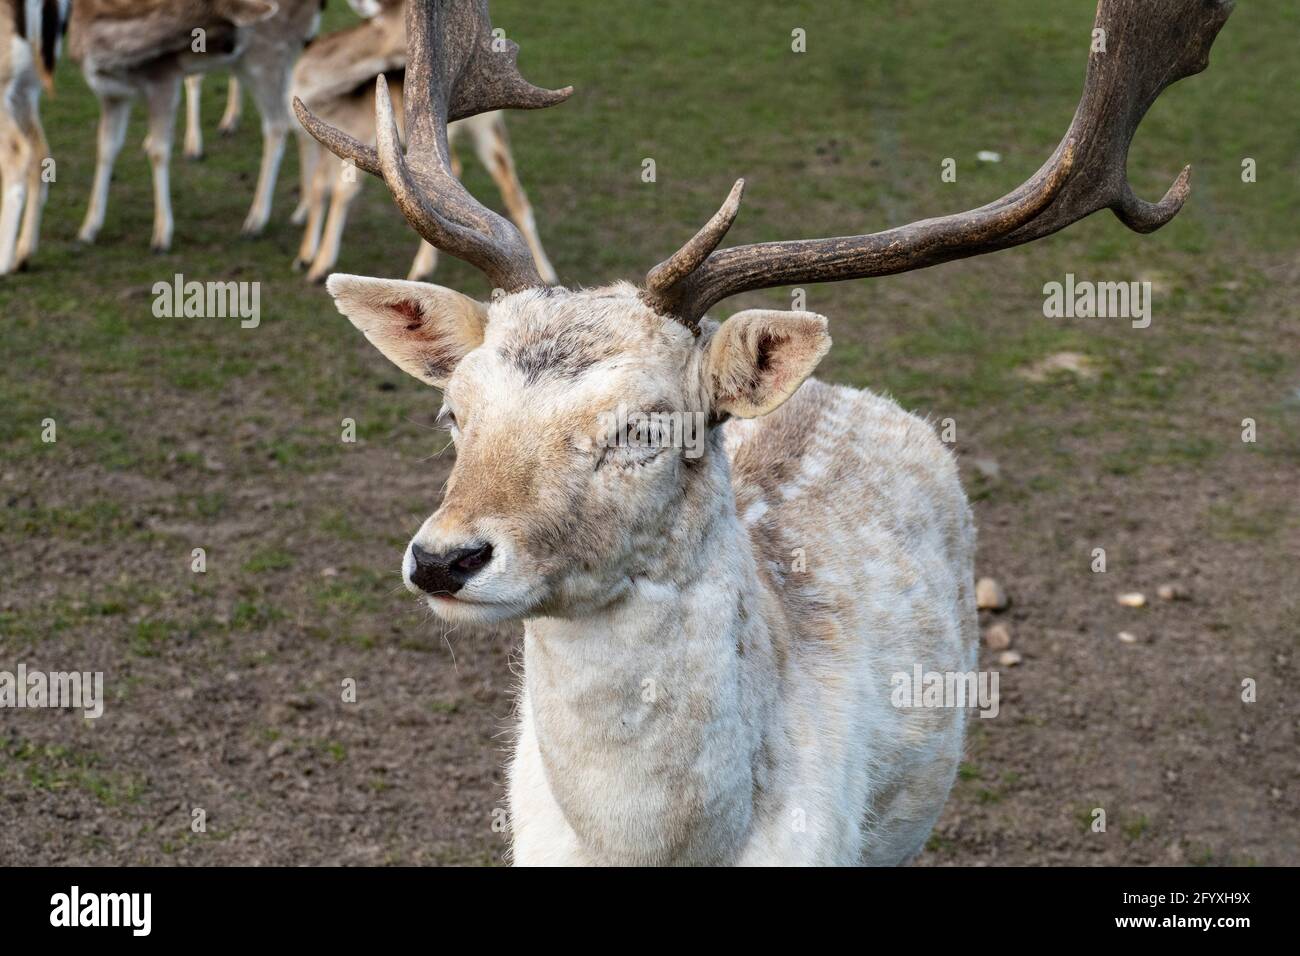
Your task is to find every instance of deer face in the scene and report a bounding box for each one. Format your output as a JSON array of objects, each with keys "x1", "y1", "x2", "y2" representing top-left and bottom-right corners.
[{"x1": 328, "y1": 276, "x2": 830, "y2": 625}]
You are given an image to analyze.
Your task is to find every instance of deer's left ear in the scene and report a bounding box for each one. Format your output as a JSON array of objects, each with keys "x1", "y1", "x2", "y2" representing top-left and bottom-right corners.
[
  {"x1": 326, "y1": 275, "x2": 488, "y2": 387},
  {"x1": 703, "y1": 310, "x2": 831, "y2": 419}
]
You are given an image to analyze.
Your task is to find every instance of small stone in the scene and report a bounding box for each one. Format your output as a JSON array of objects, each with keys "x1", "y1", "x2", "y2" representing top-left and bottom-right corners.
[
  {"x1": 976, "y1": 577, "x2": 1008, "y2": 611},
  {"x1": 976, "y1": 150, "x2": 1002, "y2": 163},
  {"x1": 984, "y1": 623, "x2": 1012, "y2": 651},
  {"x1": 1117, "y1": 592, "x2": 1147, "y2": 608},
  {"x1": 267, "y1": 740, "x2": 290, "y2": 760},
  {"x1": 997, "y1": 650, "x2": 1022, "y2": 667},
  {"x1": 970, "y1": 457, "x2": 1000, "y2": 479},
  {"x1": 321, "y1": 567, "x2": 339, "y2": 578},
  {"x1": 1156, "y1": 583, "x2": 1188, "y2": 601},
  {"x1": 1117, "y1": 631, "x2": 1138, "y2": 644}
]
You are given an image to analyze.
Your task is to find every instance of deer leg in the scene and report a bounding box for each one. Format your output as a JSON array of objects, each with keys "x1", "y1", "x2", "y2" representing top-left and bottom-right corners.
[
  {"x1": 77, "y1": 95, "x2": 132, "y2": 244},
  {"x1": 305, "y1": 169, "x2": 360, "y2": 284},
  {"x1": 472, "y1": 114, "x2": 557, "y2": 284},
  {"x1": 0, "y1": 120, "x2": 31, "y2": 275},
  {"x1": 239, "y1": 61, "x2": 290, "y2": 236},
  {"x1": 15, "y1": 91, "x2": 50, "y2": 268},
  {"x1": 143, "y1": 76, "x2": 180, "y2": 252},
  {"x1": 407, "y1": 241, "x2": 438, "y2": 281},
  {"x1": 290, "y1": 130, "x2": 319, "y2": 225},
  {"x1": 183, "y1": 75, "x2": 204, "y2": 160},
  {"x1": 294, "y1": 153, "x2": 331, "y2": 271},
  {"x1": 218, "y1": 76, "x2": 242, "y2": 136}
]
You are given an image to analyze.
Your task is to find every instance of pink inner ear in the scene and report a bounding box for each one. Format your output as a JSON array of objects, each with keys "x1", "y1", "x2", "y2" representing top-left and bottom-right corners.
[{"x1": 391, "y1": 298, "x2": 426, "y2": 331}]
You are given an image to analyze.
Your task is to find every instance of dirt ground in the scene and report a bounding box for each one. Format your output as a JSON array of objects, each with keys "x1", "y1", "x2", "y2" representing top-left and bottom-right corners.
[
  {"x1": 4, "y1": 255, "x2": 1296, "y2": 866},
  {"x1": 2, "y1": 0, "x2": 1298, "y2": 866}
]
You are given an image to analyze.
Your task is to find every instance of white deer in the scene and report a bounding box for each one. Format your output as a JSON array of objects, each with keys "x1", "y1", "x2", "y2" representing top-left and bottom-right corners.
[
  {"x1": 68, "y1": 0, "x2": 320, "y2": 250},
  {"x1": 0, "y1": 0, "x2": 69, "y2": 274},
  {"x1": 298, "y1": 0, "x2": 1232, "y2": 864},
  {"x1": 290, "y1": 0, "x2": 554, "y2": 284}
]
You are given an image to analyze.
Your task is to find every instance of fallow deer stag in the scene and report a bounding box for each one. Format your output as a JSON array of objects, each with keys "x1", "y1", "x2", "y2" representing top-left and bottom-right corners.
[
  {"x1": 290, "y1": 0, "x2": 554, "y2": 284},
  {"x1": 69, "y1": 0, "x2": 321, "y2": 251},
  {"x1": 298, "y1": 0, "x2": 1232, "y2": 865},
  {"x1": 0, "y1": 0, "x2": 70, "y2": 275}
]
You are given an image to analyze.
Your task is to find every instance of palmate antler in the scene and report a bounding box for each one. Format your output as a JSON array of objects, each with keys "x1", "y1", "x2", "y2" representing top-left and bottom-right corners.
[
  {"x1": 293, "y1": 0, "x2": 571, "y2": 292},
  {"x1": 643, "y1": 0, "x2": 1236, "y2": 327}
]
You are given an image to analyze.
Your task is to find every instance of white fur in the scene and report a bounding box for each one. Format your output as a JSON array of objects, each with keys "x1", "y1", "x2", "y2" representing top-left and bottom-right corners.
[{"x1": 331, "y1": 283, "x2": 977, "y2": 866}]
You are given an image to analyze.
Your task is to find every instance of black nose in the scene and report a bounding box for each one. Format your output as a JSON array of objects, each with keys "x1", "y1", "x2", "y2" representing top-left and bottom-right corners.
[{"x1": 409, "y1": 542, "x2": 493, "y2": 596}]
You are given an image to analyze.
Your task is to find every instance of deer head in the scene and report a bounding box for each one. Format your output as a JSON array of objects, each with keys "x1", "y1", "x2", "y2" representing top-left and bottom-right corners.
[{"x1": 295, "y1": 0, "x2": 1233, "y2": 624}]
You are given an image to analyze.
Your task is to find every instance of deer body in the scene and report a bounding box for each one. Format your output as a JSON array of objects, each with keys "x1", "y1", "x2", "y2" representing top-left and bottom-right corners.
[
  {"x1": 509, "y1": 378, "x2": 975, "y2": 865},
  {"x1": 69, "y1": 0, "x2": 321, "y2": 250},
  {"x1": 326, "y1": 276, "x2": 973, "y2": 865},
  {"x1": 0, "y1": 0, "x2": 67, "y2": 275}
]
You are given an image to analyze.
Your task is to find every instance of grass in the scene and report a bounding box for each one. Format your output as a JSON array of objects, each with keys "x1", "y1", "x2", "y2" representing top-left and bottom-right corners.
[
  {"x1": 3, "y1": 2, "x2": 1296, "y2": 490},
  {"x1": 5, "y1": 740, "x2": 146, "y2": 807}
]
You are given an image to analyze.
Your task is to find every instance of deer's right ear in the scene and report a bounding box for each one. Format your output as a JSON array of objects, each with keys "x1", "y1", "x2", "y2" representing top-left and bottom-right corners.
[{"x1": 326, "y1": 275, "x2": 488, "y2": 388}]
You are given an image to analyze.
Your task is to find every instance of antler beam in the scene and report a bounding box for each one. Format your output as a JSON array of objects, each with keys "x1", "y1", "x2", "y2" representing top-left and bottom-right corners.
[
  {"x1": 643, "y1": 0, "x2": 1235, "y2": 326},
  {"x1": 293, "y1": 0, "x2": 571, "y2": 292}
]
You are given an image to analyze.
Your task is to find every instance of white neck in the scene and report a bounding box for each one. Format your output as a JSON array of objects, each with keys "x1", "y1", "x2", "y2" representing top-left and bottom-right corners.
[{"x1": 521, "y1": 462, "x2": 780, "y2": 865}]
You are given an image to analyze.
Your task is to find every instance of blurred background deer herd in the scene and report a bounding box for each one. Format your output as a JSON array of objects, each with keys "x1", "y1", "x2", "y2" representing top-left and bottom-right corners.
[{"x1": 1, "y1": 0, "x2": 1297, "y2": 865}]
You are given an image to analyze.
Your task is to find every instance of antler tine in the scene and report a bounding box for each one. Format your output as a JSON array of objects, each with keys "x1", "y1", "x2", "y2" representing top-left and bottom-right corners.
[
  {"x1": 295, "y1": 0, "x2": 572, "y2": 292},
  {"x1": 292, "y1": 100, "x2": 382, "y2": 178},
  {"x1": 645, "y1": 179, "x2": 745, "y2": 298},
  {"x1": 644, "y1": 0, "x2": 1234, "y2": 326}
]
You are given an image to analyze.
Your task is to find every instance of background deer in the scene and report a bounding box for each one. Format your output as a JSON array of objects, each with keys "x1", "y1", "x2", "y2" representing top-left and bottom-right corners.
[
  {"x1": 0, "y1": 0, "x2": 69, "y2": 275},
  {"x1": 182, "y1": 74, "x2": 243, "y2": 160},
  {"x1": 298, "y1": 0, "x2": 1232, "y2": 864},
  {"x1": 290, "y1": 0, "x2": 554, "y2": 283},
  {"x1": 182, "y1": 0, "x2": 391, "y2": 159},
  {"x1": 69, "y1": 0, "x2": 321, "y2": 251}
]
